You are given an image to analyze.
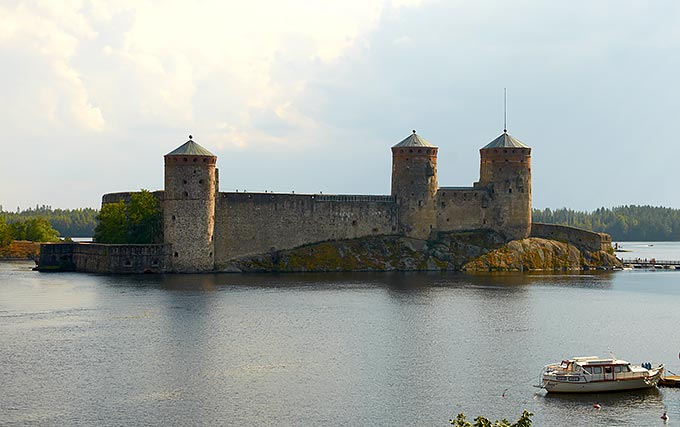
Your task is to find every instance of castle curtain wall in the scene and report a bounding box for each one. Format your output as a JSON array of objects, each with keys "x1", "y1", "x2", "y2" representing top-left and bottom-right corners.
[
  {"x1": 435, "y1": 188, "x2": 488, "y2": 232},
  {"x1": 213, "y1": 193, "x2": 398, "y2": 264}
]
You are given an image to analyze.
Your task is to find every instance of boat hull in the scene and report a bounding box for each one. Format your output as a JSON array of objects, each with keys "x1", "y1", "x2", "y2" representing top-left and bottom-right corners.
[{"x1": 543, "y1": 373, "x2": 662, "y2": 393}]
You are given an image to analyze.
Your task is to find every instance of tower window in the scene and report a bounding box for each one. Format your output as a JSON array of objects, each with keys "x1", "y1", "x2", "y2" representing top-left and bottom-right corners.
[
  {"x1": 183, "y1": 179, "x2": 187, "y2": 184},
  {"x1": 352, "y1": 220, "x2": 357, "y2": 226},
  {"x1": 174, "y1": 252, "x2": 179, "y2": 257},
  {"x1": 203, "y1": 158, "x2": 207, "y2": 163},
  {"x1": 193, "y1": 158, "x2": 197, "y2": 162},
  {"x1": 409, "y1": 149, "x2": 413, "y2": 153},
  {"x1": 508, "y1": 188, "x2": 512, "y2": 193},
  {"x1": 199, "y1": 179, "x2": 204, "y2": 184},
  {"x1": 183, "y1": 191, "x2": 188, "y2": 197},
  {"x1": 183, "y1": 157, "x2": 188, "y2": 162},
  {"x1": 171, "y1": 215, "x2": 176, "y2": 221}
]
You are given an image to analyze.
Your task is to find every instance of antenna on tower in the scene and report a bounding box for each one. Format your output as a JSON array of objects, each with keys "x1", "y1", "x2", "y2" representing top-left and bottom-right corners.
[{"x1": 503, "y1": 88, "x2": 507, "y2": 133}]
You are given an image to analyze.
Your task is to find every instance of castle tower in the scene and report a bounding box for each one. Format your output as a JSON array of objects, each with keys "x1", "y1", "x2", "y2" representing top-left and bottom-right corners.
[
  {"x1": 391, "y1": 130, "x2": 438, "y2": 239},
  {"x1": 163, "y1": 136, "x2": 217, "y2": 272},
  {"x1": 477, "y1": 131, "x2": 532, "y2": 240}
]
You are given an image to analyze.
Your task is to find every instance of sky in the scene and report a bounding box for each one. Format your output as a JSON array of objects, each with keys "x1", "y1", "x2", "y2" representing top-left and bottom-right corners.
[{"x1": 2, "y1": 0, "x2": 680, "y2": 212}]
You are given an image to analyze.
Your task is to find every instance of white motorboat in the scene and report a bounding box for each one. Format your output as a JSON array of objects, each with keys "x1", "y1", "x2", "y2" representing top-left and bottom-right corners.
[{"x1": 539, "y1": 356, "x2": 664, "y2": 393}]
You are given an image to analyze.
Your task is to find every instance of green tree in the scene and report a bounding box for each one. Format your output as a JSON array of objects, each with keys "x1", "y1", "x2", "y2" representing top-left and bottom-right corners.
[
  {"x1": 0, "y1": 217, "x2": 13, "y2": 248},
  {"x1": 9, "y1": 221, "x2": 27, "y2": 240},
  {"x1": 93, "y1": 202, "x2": 127, "y2": 243},
  {"x1": 450, "y1": 410, "x2": 533, "y2": 427},
  {"x1": 93, "y1": 190, "x2": 162, "y2": 244},
  {"x1": 128, "y1": 190, "x2": 162, "y2": 244},
  {"x1": 24, "y1": 218, "x2": 60, "y2": 242}
]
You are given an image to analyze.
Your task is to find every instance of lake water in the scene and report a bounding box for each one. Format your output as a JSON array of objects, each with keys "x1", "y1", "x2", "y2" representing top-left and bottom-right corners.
[{"x1": 2, "y1": 245, "x2": 680, "y2": 426}]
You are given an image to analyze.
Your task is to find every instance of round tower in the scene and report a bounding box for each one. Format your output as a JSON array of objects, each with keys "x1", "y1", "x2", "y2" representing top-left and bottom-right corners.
[
  {"x1": 477, "y1": 131, "x2": 531, "y2": 240},
  {"x1": 391, "y1": 130, "x2": 438, "y2": 239},
  {"x1": 163, "y1": 135, "x2": 217, "y2": 272}
]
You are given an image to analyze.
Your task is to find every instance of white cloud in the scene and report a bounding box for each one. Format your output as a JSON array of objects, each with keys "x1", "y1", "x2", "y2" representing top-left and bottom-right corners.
[
  {"x1": 5, "y1": 0, "x2": 680, "y2": 211},
  {"x1": 0, "y1": 2, "x2": 105, "y2": 135}
]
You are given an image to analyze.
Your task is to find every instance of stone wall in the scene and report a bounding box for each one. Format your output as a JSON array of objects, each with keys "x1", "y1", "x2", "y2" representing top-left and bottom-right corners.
[
  {"x1": 530, "y1": 222, "x2": 612, "y2": 252},
  {"x1": 37, "y1": 242, "x2": 171, "y2": 273},
  {"x1": 213, "y1": 192, "x2": 398, "y2": 265},
  {"x1": 436, "y1": 187, "x2": 488, "y2": 232},
  {"x1": 102, "y1": 191, "x2": 164, "y2": 205}
]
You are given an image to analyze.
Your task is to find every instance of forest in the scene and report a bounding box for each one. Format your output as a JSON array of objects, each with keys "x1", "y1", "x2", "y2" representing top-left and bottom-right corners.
[
  {"x1": 532, "y1": 205, "x2": 680, "y2": 241},
  {"x1": 0, "y1": 205, "x2": 98, "y2": 238}
]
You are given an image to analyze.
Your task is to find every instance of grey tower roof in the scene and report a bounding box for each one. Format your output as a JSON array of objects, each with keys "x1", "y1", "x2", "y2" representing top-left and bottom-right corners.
[
  {"x1": 392, "y1": 130, "x2": 436, "y2": 148},
  {"x1": 166, "y1": 135, "x2": 215, "y2": 156},
  {"x1": 482, "y1": 131, "x2": 529, "y2": 149}
]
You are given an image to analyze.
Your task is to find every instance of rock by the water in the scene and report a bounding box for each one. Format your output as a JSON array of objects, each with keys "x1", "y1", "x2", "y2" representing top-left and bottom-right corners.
[{"x1": 219, "y1": 230, "x2": 621, "y2": 273}]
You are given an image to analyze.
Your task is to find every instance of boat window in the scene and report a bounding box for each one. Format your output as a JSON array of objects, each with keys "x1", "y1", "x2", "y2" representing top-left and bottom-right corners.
[
  {"x1": 605, "y1": 367, "x2": 612, "y2": 374},
  {"x1": 583, "y1": 367, "x2": 592, "y2": 374},
  {"x1": 592, "y1": 367, "x2": 602, "y2": 374},
  {"x1": 614, "y1": 366, "x2": 622, "y2": 373}
]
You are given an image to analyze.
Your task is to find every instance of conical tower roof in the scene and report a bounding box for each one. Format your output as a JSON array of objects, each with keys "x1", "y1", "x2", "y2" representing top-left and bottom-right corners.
[
  {"x1": 481, "y1": 131, "x2": 529, "y2": 149},
  {"x1": 166, "y1": 135, "x2": 215, "y2": 156},
  {"x1": 392, "y1": 130, "x2": 436, "y2": 148}
]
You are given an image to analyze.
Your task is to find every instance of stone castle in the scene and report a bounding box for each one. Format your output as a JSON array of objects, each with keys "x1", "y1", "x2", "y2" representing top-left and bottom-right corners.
[
  {"x1": 37, "y1": 129, "x2": 614, "y2": 273},
  {"x1": 145, "y1": 130, "x2": 530, "y2": 272}
]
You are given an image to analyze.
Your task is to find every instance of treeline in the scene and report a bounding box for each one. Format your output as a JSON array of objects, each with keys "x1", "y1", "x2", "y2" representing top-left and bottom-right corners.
[
  {"x1": 0, "y1": 205, "x2": 98, "y2": 237},
  {"x1": 533, "y1": 205, "x2": 680, "y2": 241}
]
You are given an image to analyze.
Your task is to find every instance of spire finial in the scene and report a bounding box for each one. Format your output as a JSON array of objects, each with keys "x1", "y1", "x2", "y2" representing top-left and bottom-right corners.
[
  {"x1": 189, "y1": 134, "x2": 193, "y2": 140},
  {"x1": 503, "y1": 88, "x2": 507, "y2": 133},
  {"x1": 412, "y1": 129, "x2": 416, "y2": 134}
]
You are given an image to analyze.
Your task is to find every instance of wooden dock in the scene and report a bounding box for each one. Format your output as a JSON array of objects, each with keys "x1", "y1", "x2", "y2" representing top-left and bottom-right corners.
[
  {"x1": 659, "y1": 376, "x2": 680, "y2": 387},
  {"x1": 620, "y1": 258, "x2": 680, "y2": 269}
]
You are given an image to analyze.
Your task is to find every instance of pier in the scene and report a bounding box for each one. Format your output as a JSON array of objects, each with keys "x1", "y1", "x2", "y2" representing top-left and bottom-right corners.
[
  {"x1": 659, "y1": 376, "x2": 680, "y2": 387},
  {"x1": 620, "y1": 258, "x2": 680, "y2": 269}
]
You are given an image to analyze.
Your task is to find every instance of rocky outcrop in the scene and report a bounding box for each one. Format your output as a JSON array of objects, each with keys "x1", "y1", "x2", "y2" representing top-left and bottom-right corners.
[{"x1": 220, "y1": 230, "x2": 621, "y2": 273}]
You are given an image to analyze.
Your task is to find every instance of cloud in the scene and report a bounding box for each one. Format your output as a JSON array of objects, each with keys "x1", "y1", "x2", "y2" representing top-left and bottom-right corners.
[
  {"x1": 3, "y1": 0, "x2": 680, "y2": 211},
  {"x1": 0, "y1": 1, "x2": 105, "y2": 136}
]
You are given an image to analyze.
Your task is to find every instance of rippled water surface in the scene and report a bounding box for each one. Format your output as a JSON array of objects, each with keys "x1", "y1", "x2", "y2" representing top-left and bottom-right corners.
[{"x1": 1, "y1": 260, "x2": 680, "y2": 426}]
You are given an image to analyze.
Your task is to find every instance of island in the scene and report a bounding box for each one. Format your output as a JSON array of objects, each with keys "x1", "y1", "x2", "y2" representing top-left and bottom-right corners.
[{"x1": 37, "y1": 131, "x2": 619, "y2": 273}]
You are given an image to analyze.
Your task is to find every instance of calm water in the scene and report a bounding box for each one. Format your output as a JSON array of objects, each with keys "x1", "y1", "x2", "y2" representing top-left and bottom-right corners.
[{"x1": 2, "y1": 251, "x2": 680, "y2": 426}]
